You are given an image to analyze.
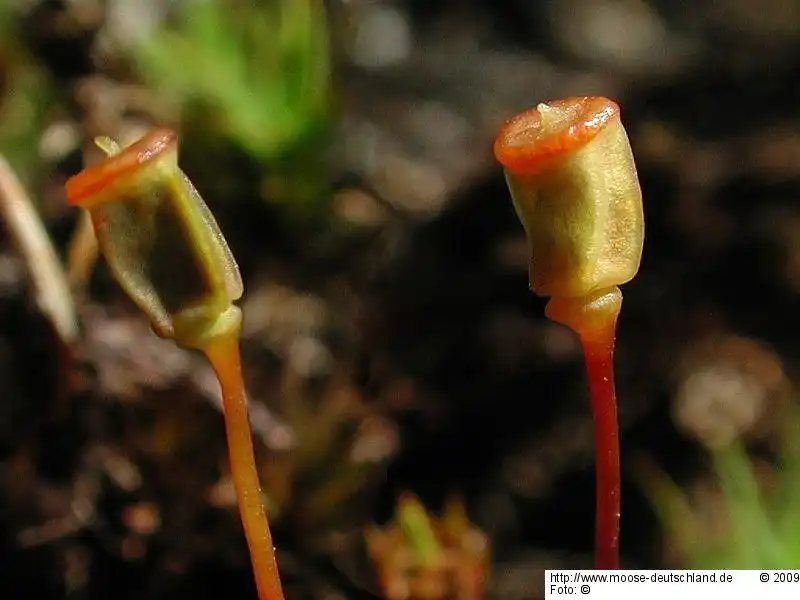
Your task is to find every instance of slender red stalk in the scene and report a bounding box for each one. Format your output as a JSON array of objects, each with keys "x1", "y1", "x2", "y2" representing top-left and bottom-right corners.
[
  {"x1": 204, "y1": 334, "x2": 285, "y2": 600},
  {"x1": 580, "y1": 326, "x2": 620, "y2": 570}
]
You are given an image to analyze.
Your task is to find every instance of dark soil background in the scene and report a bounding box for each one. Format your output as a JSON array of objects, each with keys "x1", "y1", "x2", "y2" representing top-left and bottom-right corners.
[{"x1": 2, "y1": 0, "x2": 800, "y2": 599}]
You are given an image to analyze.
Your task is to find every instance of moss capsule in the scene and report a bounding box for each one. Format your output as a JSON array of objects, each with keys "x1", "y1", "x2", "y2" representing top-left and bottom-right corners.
[
  {"x1": 65, "y1": 129, "x2": 243, "y2": 350},
  {"x1": 494, "y1": 96, "x2": 643, "y2": 299}
]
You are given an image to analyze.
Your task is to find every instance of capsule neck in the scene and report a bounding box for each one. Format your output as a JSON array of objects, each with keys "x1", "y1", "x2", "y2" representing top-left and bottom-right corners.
[{"x1": 171, "y1": 304, "x2": 243, "y2": 351}]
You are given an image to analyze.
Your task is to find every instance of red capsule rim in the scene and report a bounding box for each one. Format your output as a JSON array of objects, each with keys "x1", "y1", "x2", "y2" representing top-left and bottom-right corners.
[
  {"x1": 65, "y1": 128, "x2": 178, "y2": 207},
  {"x1": 493, "y1": 96, "x2": 620, "y2": 174}
]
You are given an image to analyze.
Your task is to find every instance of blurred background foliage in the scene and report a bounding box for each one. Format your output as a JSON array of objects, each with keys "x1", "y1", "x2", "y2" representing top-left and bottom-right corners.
[
  {"x1": 643, "y1": 418, "x2": 800, "y2": 570},
  {"x1": 131, "y1": 0, "x2": 332, "y2": 212},
  {"x1": 0, "y1": 1, "x2": 54, "y2": 185}
]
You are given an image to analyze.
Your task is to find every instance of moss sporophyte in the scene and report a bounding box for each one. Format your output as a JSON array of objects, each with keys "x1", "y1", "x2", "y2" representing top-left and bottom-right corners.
[
  {"x1": 494, "y1": 97, "x2": 644, "y2": 569},
  {"x1": 65, "y1": 129, "x2": 285, "y2": 600}
]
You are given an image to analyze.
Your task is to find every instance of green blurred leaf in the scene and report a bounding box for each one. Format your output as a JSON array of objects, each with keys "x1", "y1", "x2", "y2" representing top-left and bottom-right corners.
[
  {"x1": 133, "y1": 0, "x2": 331, "y2": 167},
  {"x1": 0, "y1": 5, "x2": 53, "y2": 185},
  {"x1": 645, "y1": 415, "x2": 800, "y2": 569}
]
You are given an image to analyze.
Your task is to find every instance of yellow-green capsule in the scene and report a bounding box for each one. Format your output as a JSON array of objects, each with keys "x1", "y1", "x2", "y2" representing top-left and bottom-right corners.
[
  {"x1": 65, "y1": 128, "x2": 243, "y2": 350},
  {"x1": 493, "y1": 97, "x2": 644, "y2": 299}
]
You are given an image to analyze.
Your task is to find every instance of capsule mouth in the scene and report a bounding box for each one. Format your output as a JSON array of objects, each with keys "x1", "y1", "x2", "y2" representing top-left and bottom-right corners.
[
  {"x1": 493, "y1": 97, "x2": 619, "y2": 174},
  {"x1": 65, "y1": 128, "x2": 178, "y2": 208}
]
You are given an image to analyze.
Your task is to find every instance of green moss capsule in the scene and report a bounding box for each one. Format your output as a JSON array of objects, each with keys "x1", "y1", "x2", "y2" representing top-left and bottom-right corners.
[
  {"x1": 65, "y1": 128, "x2": 243, "y2": 350},
  {"x1": 493, "y1": 96, "x2": 644, "y2": 299}
]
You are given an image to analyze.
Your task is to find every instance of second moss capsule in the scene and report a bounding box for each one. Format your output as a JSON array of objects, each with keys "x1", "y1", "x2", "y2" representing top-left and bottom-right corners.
[
  {"x1": 494, "y1": 96, "x2": 644, "y2": 569},
  {"x1": 494, "y1": 96, "x2": 643, "y2": 301}
]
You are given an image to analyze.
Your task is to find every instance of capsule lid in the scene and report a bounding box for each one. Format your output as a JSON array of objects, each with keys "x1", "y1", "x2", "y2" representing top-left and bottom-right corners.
[
  {"x1": 493, "y1": 97, "x2": 619, "y2": 175},
  {"x1": 65, "y1": 128, "x2": 177, "y2": 208}
]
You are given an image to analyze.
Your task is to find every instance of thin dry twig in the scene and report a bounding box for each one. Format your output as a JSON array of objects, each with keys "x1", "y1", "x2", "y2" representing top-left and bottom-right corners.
[{"x1": 0, "y1": 155, "x2": 78, "y2": 344}]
